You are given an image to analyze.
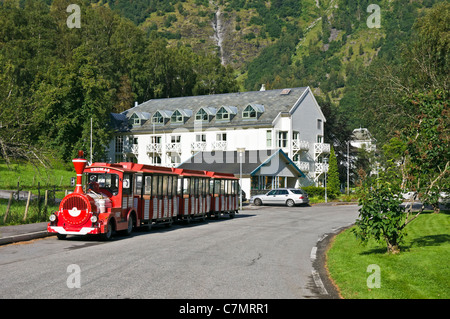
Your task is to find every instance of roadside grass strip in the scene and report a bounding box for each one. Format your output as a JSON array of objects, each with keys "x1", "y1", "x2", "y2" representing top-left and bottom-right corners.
[{"x1": 326, "y1": 211, "x2": 450, "y2": 299}]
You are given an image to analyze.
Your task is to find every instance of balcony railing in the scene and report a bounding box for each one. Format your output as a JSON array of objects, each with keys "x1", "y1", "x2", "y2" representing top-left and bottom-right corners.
[
  {"x1": 293, "y1": 140, "x2": 309, "y2": 151},
  {"x1": 295, "y1": 161, "x2": 310, "y2": 172},
  {"x1": 166, "y1": 143, "x2": 182, "y2": 153},
  {"x1": 314, "y1": 143, "x2": 330, "y2": 154},
  {"x1": 315, "y1": 162, "x2": 329, "y2": 174},
  {"x1": 147, "y1": 143, "x2": 162, "y2": 153},
  {"x1": 191, "y1": 142, "x2": 207, "y2": 152},
  {"x1": 131, "y1": 145, "x2": 139, "y2": 156},
  {"x1": 211, "y1": 141, "x2": 227, "y2": 151}
]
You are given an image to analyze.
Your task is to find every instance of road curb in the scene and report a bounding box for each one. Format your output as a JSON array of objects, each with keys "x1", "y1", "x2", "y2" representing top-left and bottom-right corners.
[
  {"x1": 0, "y1": 231, "x2": 54, "y2": 246},
  {"x1": 312, "y1": 224, "x2": 354, "y2": 299}
]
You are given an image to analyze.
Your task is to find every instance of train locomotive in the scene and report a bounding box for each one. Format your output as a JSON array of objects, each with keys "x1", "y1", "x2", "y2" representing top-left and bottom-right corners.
[{"x1": 47, "y1": 151, "x2": 240, "y2": 240}]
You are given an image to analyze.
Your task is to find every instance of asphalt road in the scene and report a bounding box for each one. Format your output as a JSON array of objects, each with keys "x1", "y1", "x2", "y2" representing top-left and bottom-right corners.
[{"x1": 0, "y1": 204, "x2": 359, "y2": 299}]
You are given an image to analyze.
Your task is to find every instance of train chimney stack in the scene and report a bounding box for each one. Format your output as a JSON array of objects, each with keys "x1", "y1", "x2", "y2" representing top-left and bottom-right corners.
[{"x1": 73, "y1": 150, "x2": 87, "y2": 194}]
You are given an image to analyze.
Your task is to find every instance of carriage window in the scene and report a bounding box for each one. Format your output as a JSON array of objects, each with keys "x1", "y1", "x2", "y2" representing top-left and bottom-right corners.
[
  {"x1": 168, "y1": 175, "x2": 172, "y2": 197},
  {"x1": 214, "y1": 180, "x2": 221, "y2": 196},
  {"x1": 158, "y1": 175, "x2": 163, "y2": 196},
  {"x1": 152, "y1": 175, "x2": 158, "y2": 196},
  {"x1": 135, "y1": 175, "x2": 143, "y2": 193},
  {"x1": 123, "y1": 174, "x2": 132, "y2": 195},
  {"x1": 194, "y1": 178, "x2": 199, "y2": 197},
  {"x1": 206, "y1": 178, "x2": 210, "y2": 194},
  {"x1": 144, "y1": 176, "x2": 152, "y2": 195},
  {"x1": 172, "y1": 176, "x2": 178, "y2": 196},
  {"x1": 220, "y1": 180, "x2": 225, "y2": 195},
  {"x1": 202, "y1": 178, "x2": 206, "y2": 196},
  {"x1": 183, "y1": 178, "x2": 190, "y2": 196},
  {"x1": 87, "y1": 173, "x2": 119, "y2": 195},
  {"x1": 163, "y1": 175, "x2": 169, "y2": 196}
]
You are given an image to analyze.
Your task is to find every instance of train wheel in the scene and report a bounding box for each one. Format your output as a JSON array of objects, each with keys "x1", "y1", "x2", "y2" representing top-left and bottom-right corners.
[
  {"x1": 101, "y1": 222, "x2": 113, "y2": 241},
  {"x1": 123, "y1": 215, "x2": 134, "y2": 236},
  {"x1": 56, "y1": 234, "x2": 67, "y2": 240}
]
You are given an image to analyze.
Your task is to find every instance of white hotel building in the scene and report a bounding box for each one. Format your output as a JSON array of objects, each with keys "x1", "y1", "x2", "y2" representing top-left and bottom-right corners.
[{"x1": 108, "y1": 86, "x2": 330, "y2": 197}]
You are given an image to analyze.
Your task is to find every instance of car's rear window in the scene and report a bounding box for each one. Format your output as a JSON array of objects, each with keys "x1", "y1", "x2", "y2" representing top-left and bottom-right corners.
[{"x1": 290, "y1": 189, "x2": 306, "y2": 195}]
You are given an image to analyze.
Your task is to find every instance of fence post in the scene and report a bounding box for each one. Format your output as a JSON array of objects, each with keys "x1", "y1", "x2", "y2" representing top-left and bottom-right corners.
[
  {"x1": 3, "y1": 193, "x2": 13, "y2": 224},
  {"x1": 23, "y1": 191, "x2": 32, "y2": 221},
  {"x1": 38, "y1": 182, "x2": 41, "y2": 220},
  {"x1": 44, "y1": 190, "x2": 49, "y2": 218}
]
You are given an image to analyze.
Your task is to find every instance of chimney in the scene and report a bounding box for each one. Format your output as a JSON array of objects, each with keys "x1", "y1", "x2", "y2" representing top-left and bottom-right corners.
[
  {"x1": 72, "y1": 150, "x2": 87, "y2": 194},
  {"x1": 134, "y1": 101, "x2": 138, "y2": 107},
  {"x1": 260, "y1": 84, "x2": 266, "y2": 91}
]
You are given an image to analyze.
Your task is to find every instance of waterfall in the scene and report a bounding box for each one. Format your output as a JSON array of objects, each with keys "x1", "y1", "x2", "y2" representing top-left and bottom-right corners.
[{"x1": 210, "y1": 1, "x2": 225, "y2": 65}]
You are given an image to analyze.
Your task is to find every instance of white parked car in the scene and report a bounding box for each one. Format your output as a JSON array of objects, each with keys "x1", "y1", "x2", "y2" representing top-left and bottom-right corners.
[{"x1": 250, "y1": 188, "x2": 309, "y2": 207}]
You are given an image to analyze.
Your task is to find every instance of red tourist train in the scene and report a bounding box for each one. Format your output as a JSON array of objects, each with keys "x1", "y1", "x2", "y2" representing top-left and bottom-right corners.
[{"x1": 47, "y1": 151, "x2": 240, "y2": 240}]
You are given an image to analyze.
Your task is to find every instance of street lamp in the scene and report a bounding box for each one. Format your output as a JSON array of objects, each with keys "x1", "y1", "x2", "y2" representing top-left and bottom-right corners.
[
  {"x1": 323, "y1": 157, "x2": 328, "y2": 203},
  {"x1": 237, "y1": 147, "x2": 246, "y2": 212}
]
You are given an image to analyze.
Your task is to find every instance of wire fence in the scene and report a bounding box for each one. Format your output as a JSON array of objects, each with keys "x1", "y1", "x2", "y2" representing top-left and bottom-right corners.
[{"x1": 0, "y1": 182, "x2": 70, "y2": 226}]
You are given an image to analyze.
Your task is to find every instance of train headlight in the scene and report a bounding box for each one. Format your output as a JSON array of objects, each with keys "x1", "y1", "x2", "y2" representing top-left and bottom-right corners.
[
  {"x1": 90, "y1": 215, "x2": 98, "y2": 223},
  {"x1": 49, "y1": 214, "x2": 57, "y2": 222}
]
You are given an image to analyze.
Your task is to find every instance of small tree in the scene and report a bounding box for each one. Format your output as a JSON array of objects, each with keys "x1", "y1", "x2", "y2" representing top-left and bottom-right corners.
[
  {"x1": 353, "y1": 168, "x2": 406, "y2": 254},
  {"x1": 353, "y1": 90, "x2": 449, "y2": 254},
  {"x1": 327, "y1": 146, "x2": 340, "y2": 198},
  {"x1": 401, "y1": 90, "x2": 449, "y2": 213}
]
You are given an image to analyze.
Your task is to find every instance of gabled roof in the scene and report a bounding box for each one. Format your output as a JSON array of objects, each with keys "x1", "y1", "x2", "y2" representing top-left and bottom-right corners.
[
  {"x1": 129, "y1": 111, "x2": 151, "y2": 120},
  {"x1": 218, "y1": 105, "x2": 238, "y2": 115},
  {"x1": 121, "y1": 87, "x2": 309, "y2": 132},
  {"x1": 173, "y1": 109, "x2": 193, "y2": 118},
  {"x1": 178, "y1": 149, "x2": 305, "y2": 178},
  {"x1": 154, "y1": 110, "x2": 173, "y2": 118},
  {"x1": 247, "y1": 103, "x2": 265, "y2": 113}
]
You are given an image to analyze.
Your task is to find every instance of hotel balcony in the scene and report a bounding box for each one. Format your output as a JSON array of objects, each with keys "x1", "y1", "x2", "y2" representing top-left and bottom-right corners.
[
  {"x1": 191, "y1": 142, "x2": 207, "y2": 152},
  {"x1": 314, "y1": 142, "x2": 330, "y2": 161},
  {"x1": 314, "y1": 143, "x2": 330, "y2": 154},
  {"x1": 147, "y1": 143, "x2": 162, "y2": 154},
  {"x1": 211, "y1": 141, "x2": 227, "y2": 151},
  {"x1": 292, "y1": 140, "x2": 309, "y2": 152},
  {"x1": 166, "y1": 143, "x2": 182, "y2": 153},
  {"x1": 295, "y1": 161, "x2": 310, "y2": 172}
]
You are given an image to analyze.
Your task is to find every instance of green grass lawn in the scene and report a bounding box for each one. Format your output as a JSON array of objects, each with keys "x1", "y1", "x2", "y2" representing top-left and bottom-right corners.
[
  {"x1": 0, "y1": 161, "x2": 74, "y2": 225},
  {"x1": 327, "y1": 211, "x2": 450, "y2": 299},
  {"x1": 0, "y1": 162, "x2": 75, "y2": 190}
]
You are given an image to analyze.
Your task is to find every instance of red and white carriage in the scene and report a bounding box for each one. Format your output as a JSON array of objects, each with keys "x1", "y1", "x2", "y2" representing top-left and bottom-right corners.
[{"x1": 48, "y1": 152, "x2": 240, "y2": 240}]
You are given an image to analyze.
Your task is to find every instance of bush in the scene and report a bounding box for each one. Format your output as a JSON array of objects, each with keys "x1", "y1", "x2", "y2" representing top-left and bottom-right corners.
[
  {"x1": 302, "y1": 186, "x2": 325, "y2": 198},
  {"x1": 302, "y1": 186, "x2": 340, "y2": 199}
]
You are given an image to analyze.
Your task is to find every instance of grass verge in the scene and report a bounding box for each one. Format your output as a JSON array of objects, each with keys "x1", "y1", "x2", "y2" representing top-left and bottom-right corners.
[{"x1": 326, "y1": 211, "x2": 450, "y2": 299}]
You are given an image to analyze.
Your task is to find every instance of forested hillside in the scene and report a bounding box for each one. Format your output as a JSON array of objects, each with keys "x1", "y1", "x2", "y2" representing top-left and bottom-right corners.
[
  {"x1": 0, "y1": 0, "x2": 448, "y2": 177},
  {"x1": 0, "y1": 0, "x2": 238, "y2": 164}
]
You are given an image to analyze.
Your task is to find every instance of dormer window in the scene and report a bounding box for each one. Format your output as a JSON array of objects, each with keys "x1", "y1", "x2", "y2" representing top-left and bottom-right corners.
[
  {"x1": 130, "y1": 113, "x2": 140, "y2": 125},
  {"x1": 151, "y1": 110, "x2": 172, "y2": 125},
  {"x1": 243, "y1": 105, "x2": 257, "y2": 118},
  {"x1": 152, "y1": 111, "x2": 164, "y2": 124},
  {"x1": 171, "y1": 110, "x2": 184, "y2": 123},
  {"x1": 216, "y1": 106, "x2": 236, "y2": 121},
  {"x1": 128, "y1": 111, "x2": 150, "y2": 126},
  {"x1": 243, "y1": 103, "x2": 264, "y2": 119},
  {"x1": 195, "y1": 107, "x2": 216, "y2": 122},
  {"x1": 195, "y1": 108, "x2": 208, "y2": 121},
  {"x1": 216, "y1": 107, "x2": 229, "y2": 120}
]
